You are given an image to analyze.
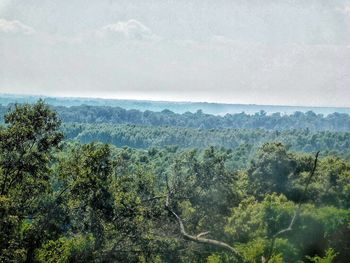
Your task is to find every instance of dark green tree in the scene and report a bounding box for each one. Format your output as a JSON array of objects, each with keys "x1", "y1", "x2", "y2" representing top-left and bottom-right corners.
[{"x1": 0, "y1": 100, "x2": 63, "y2": 262}]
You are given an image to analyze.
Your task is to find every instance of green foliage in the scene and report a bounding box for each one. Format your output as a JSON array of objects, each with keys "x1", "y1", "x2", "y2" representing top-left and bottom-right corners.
[
  {"x1": 206, "y1": 254, "x2": 222, "y2": 263},
  {"x1": 248, "y1": 143, "x2": 297, "y2": 197},
  {"x1": 236, "y1": 238, "x2": 268, "y2": 263},
  {"x1": 35, "y1": 235, "x2": 95, "y2": 263},
  {"x1": 0, "y1": 100, "x2": 63, "y2": 197},
  {"x1": 306, "y1": 248, "x2": 338, "y2": 263},
  {"x1": 267, "y1": 254, "x2": 285, "y2": 263},
  {"x1": 0, "y1": 196, "x2": 27, "y2": 262},
  {"x1": 225, "y1": 196, "x2": 266, "y2": 242},
  {"x1": 0, "y1": 100, "x2": 63, "y2": 261}
]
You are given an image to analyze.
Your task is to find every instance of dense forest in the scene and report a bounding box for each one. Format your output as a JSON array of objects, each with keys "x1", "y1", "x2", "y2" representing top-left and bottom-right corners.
[
  {"x1": 1, "y1": 101, "x2": 350, "y2": 262},
  {"x1": 2, "y1": 104, "x2": 350, "y2": 131},
  {"x1": 62, "y1": 123, "x2": 350, "y2": 159}
]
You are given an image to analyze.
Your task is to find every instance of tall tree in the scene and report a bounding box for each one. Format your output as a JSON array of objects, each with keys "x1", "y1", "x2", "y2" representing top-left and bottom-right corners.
[{"x1": 0, "y1": 100, "x2": 63, "y2": 262}]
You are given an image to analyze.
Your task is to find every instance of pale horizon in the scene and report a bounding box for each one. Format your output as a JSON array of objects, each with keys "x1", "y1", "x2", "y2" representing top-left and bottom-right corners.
[{"x1": 2, "y1": 91, "x2": 350, "y2": 110}]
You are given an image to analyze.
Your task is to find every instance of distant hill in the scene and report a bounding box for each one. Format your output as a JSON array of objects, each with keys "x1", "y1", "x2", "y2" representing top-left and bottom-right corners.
[{"x1": 1, "y1": 93, "x2": 350, "y2": 116}]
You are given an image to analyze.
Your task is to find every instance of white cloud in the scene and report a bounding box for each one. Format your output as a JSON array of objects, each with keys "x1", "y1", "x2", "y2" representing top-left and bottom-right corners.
[
  {"x1": 95, "y1": 19, "x2": 159, "y2": 41},
  {"x1": 0, "y1": 18, "x2": 35, "y2": 35}
]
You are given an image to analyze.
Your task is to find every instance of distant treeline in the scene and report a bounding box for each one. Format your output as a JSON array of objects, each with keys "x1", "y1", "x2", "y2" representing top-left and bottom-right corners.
[
  {"x1": 63, "y1": 123, "x2": 350, "y2": 158},
  {"x1": 2, "y1": 94, "x2": 350, "y2": 115},
  {"x1": 1, "y1": 104, "x2": 349, "y2": 131}
]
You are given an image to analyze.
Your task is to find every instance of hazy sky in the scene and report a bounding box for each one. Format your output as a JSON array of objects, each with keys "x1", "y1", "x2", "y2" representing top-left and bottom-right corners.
[{"x1": 1, "y1": 0, "x2": 350, "y2": 106}]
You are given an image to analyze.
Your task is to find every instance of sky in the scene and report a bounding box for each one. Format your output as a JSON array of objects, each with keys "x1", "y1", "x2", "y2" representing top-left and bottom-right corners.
[{"x1": 0, "y1": 0, "x2": 350, "y2": 107}]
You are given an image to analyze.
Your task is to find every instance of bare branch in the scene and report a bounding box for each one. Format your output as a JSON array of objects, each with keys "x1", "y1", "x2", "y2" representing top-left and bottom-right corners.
[
  {"x1": 196, "y1": 231, "x2": 210, "y2": 238},
  {"x1": 164, "y1": 194, "x2": 242, "y2": 260},
  {"x1": 266, "y1": 151, "x2": 320, "y2": 262}
]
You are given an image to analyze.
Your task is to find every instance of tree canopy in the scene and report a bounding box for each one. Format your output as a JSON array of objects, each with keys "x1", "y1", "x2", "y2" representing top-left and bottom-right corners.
[{"x1": 0, "y1": 101, "x2": 349, "y2": 262}]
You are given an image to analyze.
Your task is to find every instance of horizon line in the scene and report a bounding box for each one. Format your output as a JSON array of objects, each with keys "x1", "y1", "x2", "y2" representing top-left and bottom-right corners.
[{"x1": 1, "y1": 92, "x2": 350, "y2": 110}]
